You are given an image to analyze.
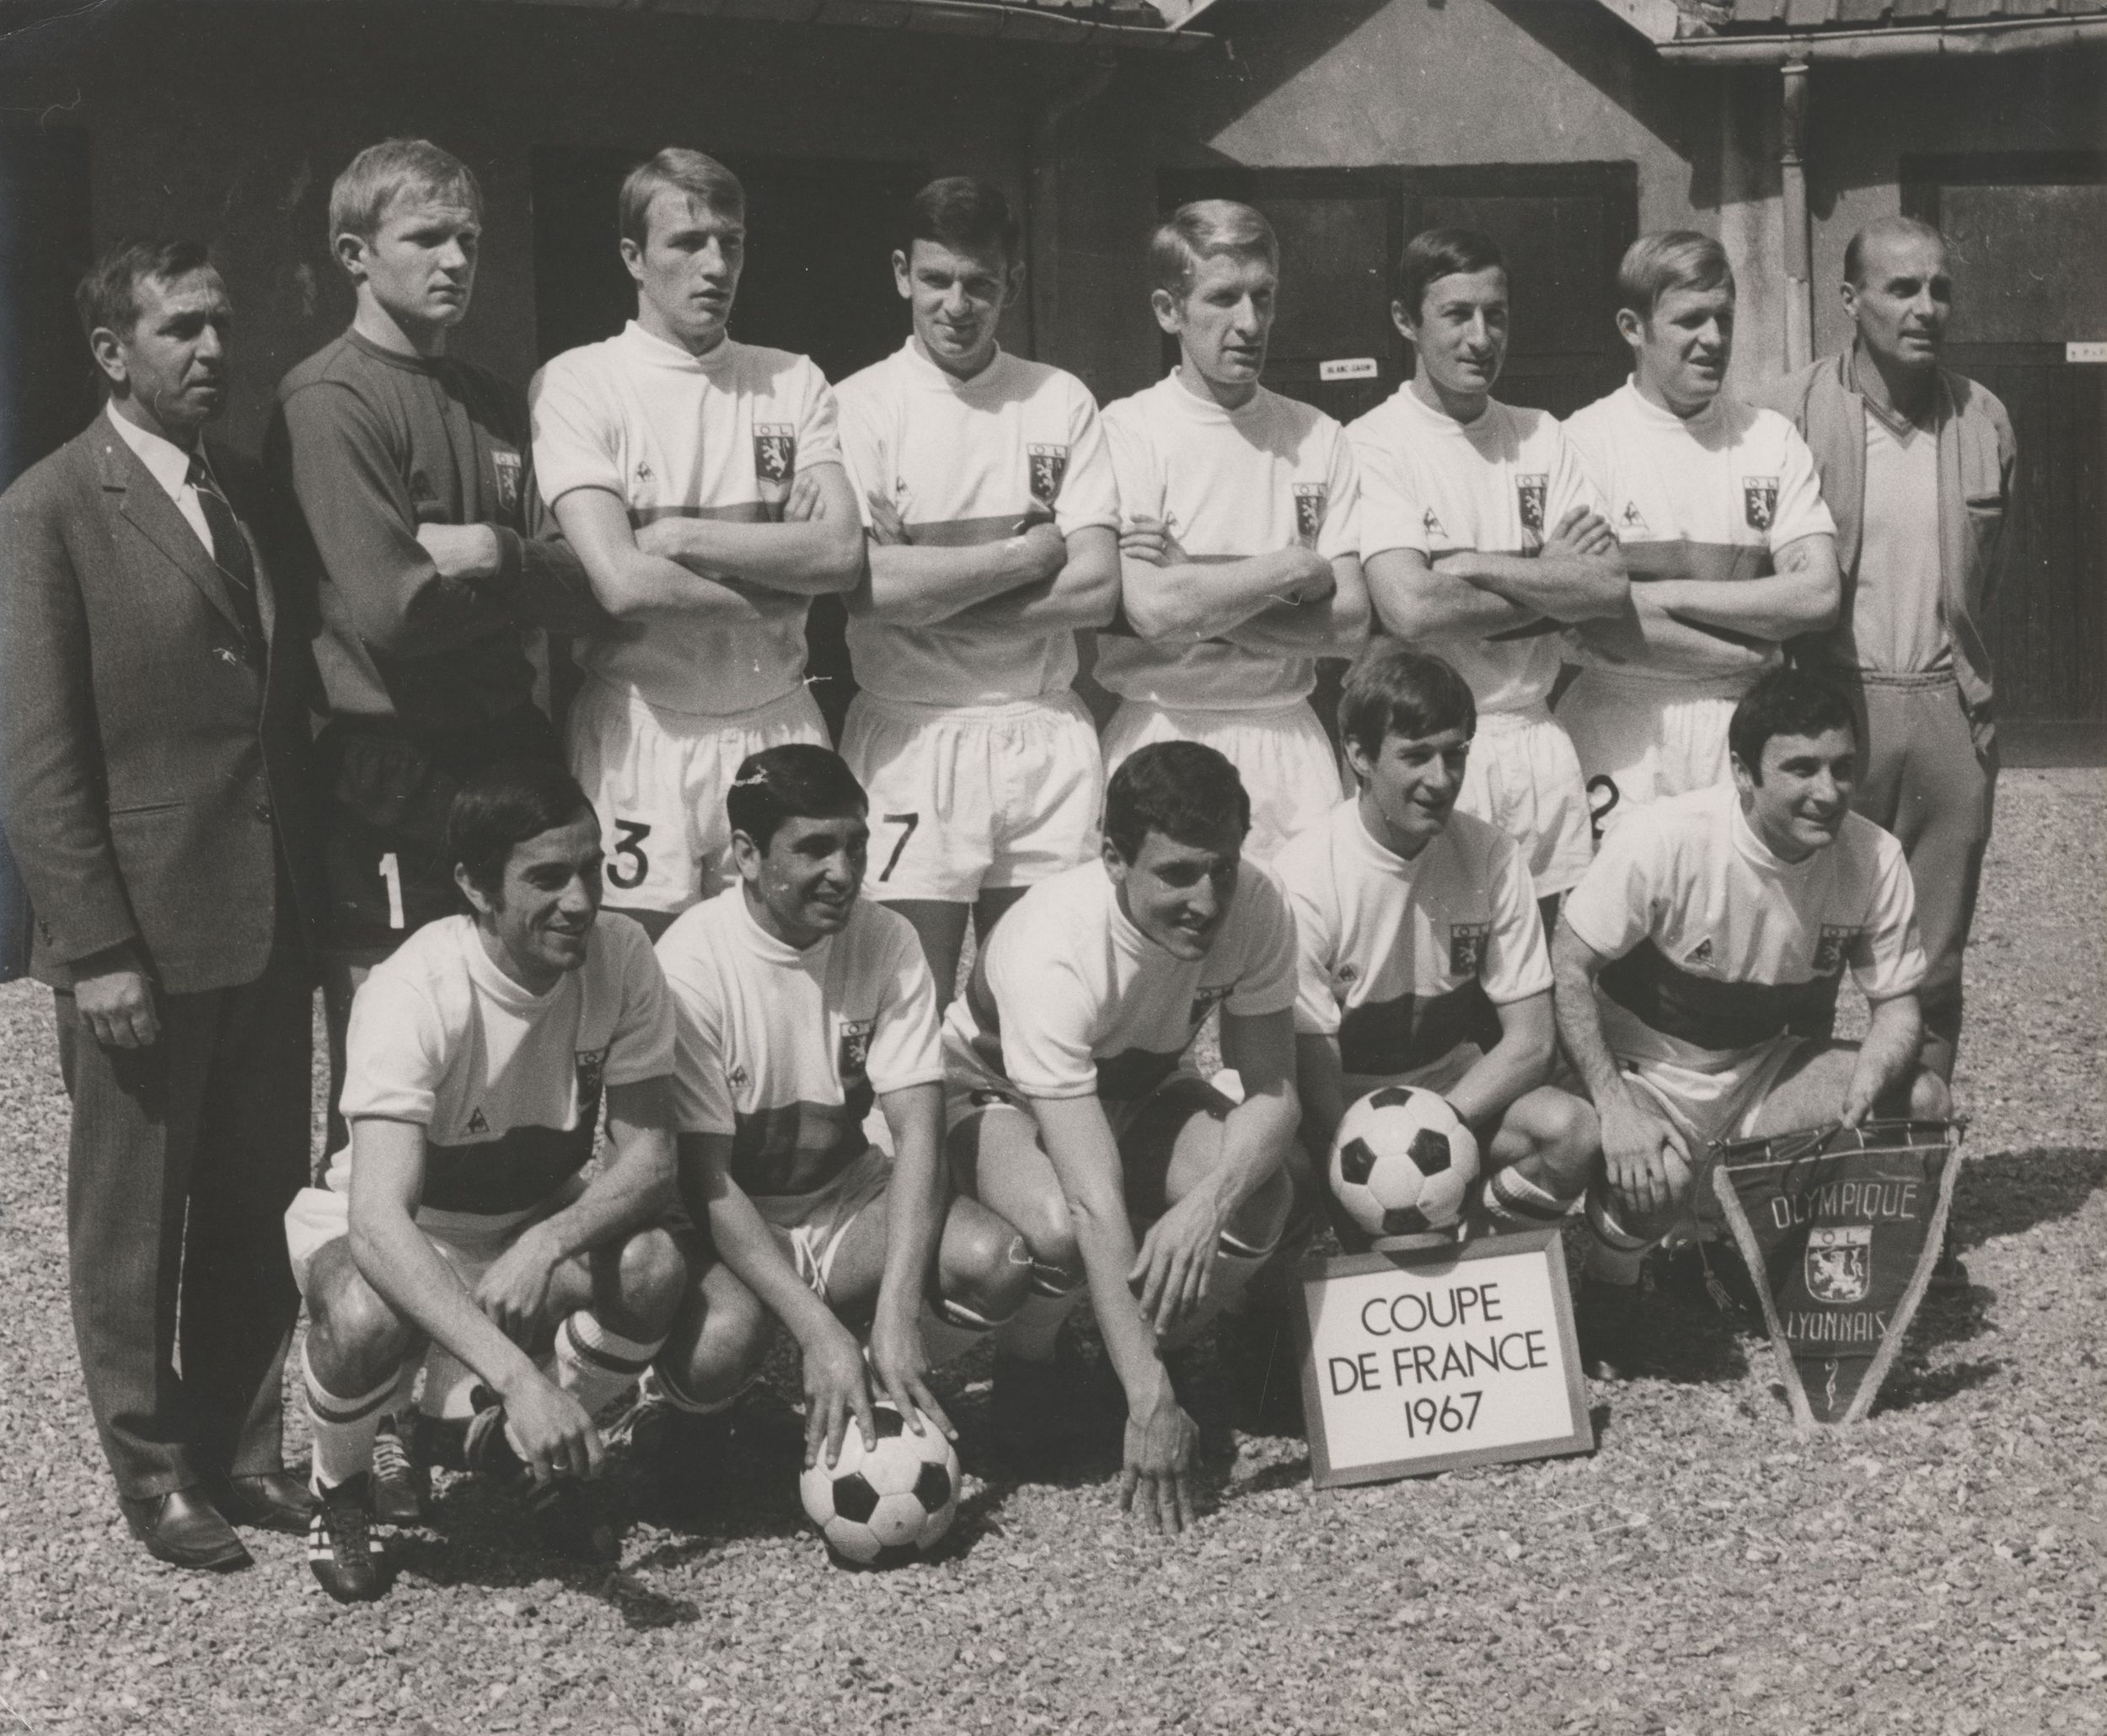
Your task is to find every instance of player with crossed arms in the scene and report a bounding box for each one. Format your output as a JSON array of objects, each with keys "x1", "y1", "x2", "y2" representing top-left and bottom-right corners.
[
  {"x1": 1097, "y1": 200, "x2": 1370, "y2": 865},
  {"x1": 287, "y1": 760, "x2": 685, "y2": 1601},
  {"x1": 626, "y1": 746, "x2": 1032, "y2": 1510},
  {"x1": 834, "y1": 177, "x2": 1121, "y2": 1002},
  {"x1": 944, "y1": 742, "x2": 1301, "y2": 1527},
  {"x1": 532, "y1": 147, "x2": 861, "y2": 938},
  {"x1": 1275, "y1": 641, "x2": 1602, "y2": 1245},
  {"x1": 1551, "y1": 667, "x2": 1949, "y2": 1375}
]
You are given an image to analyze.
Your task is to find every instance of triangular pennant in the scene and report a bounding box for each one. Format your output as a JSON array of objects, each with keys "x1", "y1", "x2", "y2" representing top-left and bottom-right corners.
[{"x1": 1710, "y1": 1119, "x2": 1963, "y2": 1427}]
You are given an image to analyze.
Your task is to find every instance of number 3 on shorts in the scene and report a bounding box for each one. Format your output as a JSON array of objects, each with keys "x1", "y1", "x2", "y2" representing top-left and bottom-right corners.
[
  {"x1": 608, "y1": 818, "x2": 653, "y2": 892},
  {"x1": 878, "y1": 812, "x2": 919, "y2": 882}
]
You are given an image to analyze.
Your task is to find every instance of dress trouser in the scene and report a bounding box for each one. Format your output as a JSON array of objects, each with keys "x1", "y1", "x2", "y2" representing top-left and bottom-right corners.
[
  {"x1": 1844, "y1": 670, "x2": 1997, "y2": 1082},
  {"x1": 56, "y1": 941, "x2": 314, "y2": 1501}
]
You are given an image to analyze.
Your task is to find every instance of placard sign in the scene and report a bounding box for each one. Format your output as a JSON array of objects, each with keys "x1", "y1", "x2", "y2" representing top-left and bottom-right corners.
[{"x1": 1294, "y1": 1226, "x2": 1592, "y2": 1487}]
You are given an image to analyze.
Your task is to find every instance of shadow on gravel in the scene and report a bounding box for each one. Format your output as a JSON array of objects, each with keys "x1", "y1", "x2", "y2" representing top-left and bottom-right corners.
[{"x1": 1950, "y1": 1148, "x2": 2107, "y2": 1249}]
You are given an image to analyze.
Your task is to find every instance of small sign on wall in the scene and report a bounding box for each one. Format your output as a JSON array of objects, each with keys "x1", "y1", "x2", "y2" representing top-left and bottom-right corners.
[
  {"x1": 2067, "y1": 342, "x2": 2107, "y2": 364},
  {"x1": 1294, "y1": 1226, "x2": 1594, "y2": 1487},
  {"x1": 1318, "y1": 357, "x2": 1380, "y2": 382}
]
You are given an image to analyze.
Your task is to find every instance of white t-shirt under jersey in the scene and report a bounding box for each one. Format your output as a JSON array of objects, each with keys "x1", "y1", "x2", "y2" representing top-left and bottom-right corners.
[
  {"x1": 1561, "y1": 783, "x2": 1925, "y2": 1074},
  {"x1": 836, "y1": 340, "x2": 1120, "y2": 709},
  {"x1": 1274, "y1": 800, "x2": 1551, "y2": 1092},
  {"x1": 1098, "y1": 374, "x2": 1359, "y2": 712},
  {"x1": 1351, "y1": 388, "x2": 1604, "y2": 715},
  {"x1": 333, "y1": 914, "x2": 675, "y2": 1225},
  {"x1": 657, "y1": 888, "x2": 943, "y2": 1203},
  {"x1": 943, "y1": 856, "x2": 1298, "y2": 1106},
  {"x1": 1561, "y1": 381, "x2": 1834, "y2": 683},
  {"x1": 529, "y1": 321, "x2": 843, "y2": 718}
]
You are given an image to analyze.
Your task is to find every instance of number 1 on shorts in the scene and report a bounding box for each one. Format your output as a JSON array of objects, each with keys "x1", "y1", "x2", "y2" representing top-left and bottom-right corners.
[
  {"x1": 879, "y1": 812, "x2": 919, "y2": 882},
  {"x1": 378, "y1": 851, "x2": 405, "y2": 930}
]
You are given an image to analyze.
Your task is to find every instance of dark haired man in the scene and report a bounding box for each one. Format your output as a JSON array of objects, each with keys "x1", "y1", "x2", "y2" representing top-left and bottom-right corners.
[
  {"x1": 943, "y1": 740, "x2": 1301, "y2": 1532},
  {"x1": 1274, "y1": 642, "x2": 1600, "y2": 1244},
  {"x1": 285, "y1": 759, "x2": 684, "y2": 1599},
  {"x1": 632, "y1": 744, "x2": 1030, "y2": 1509},
  {"x1": 2, "y1": 239, "x2": 321, "y2": 1569},
  {"x1": 1551, "y1": 667, "x2": 1947, "y2": 1374},
  {"x1": 834, "y1": 176, "x2": 1121, "y2": 1003},
  {"x1": 1754, "y1": 216, "x2": 2014, "y2": 1092},
  {"x1": 1351, "y1": 228, "x2": 1626, "y2": 923},
  {"x1": 532, "y1": 147, "x2": 861, "y2": 933},
  {"x1": 1560, "y1": 233, "x2": 1841, "y2": 837}
]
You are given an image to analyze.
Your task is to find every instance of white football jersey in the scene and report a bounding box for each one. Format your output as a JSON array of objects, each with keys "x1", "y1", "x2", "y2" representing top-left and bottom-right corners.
[
  {"x1": 334, "y1": 914, "x2": 674, "y2": 1219},
  {"x1": 1560, "y1": 381, "x2": 1834, "y2": 682},
  {"x1": 530, "y1": 322, "x2": 843, "y2": 717},
  {"x1": 1274, "y1": 799, "x2": 1551, "y2": 1092},
  {"x1": 1098, "y1": 375, "x2": 1359, "y2": 711},
  {"x1": 657, "y1": 888, "x2": 942, "y2": 1202},
  {"x1": 836, "y1": 341, "x2": 1120, "y2": 708},
  {"x1": 1351, "y1": 388, "x2": 1604, "y2": 715},
  {"x1": 1561, "y1": 783, "x2": 1925, "y2": 1072},
  {"x1": 943, "y1": 856, "x2": 1297, "y2": 1104}
]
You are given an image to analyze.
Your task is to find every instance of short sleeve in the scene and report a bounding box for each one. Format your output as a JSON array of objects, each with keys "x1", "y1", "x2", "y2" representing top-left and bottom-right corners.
[
  {"x1": 1054, "y1": 382, "x2": 1122, "y2": 538},
  {"x1": 1278, "y1": 862, "x2": 1343, "y2": 1038},
  {"x1": 1316, "y1": 426, "x2": 1361, "y2": 563},
  {"x1": 340, "y1": 972, "x2": 448, "y2": 1126},
  {"x1": 1478, "y1": 835, "x2": 1553, "y2": 1005},
  {"x1": 1348, "y1": 412, "x2": 1427, "y2": 560},
  {"x1": 982, "y1": 918, "x2": 1102, "y2": 1101},
  {"x1": 603, "y1": 920, "x2": 676, "y2": 1086},
  {"x1": 1559, "y1": 816, "x2": 1659, "y2": 963},
  {"x1": 834, "y1": 373, "x2": 887, "y2": 532},
  {"x1": 1545, "y1": 420, "x2": 1608, "y2": 533},
  {"x1": 1225, "y1": 872, "x2": 1300, "y2": 1019},
  {"x1": 1768, "y1": 419, "x2": 1836, "y2": 551},
  {"x1": 1102, "y1": 400, "x2": 1163, "y2": 526},
  {"x1": 659, "y1": 947, "x2": 735, "y2": 1138},
  {"x1": 865, "y1": 913, "x2": 946, "y2": 1095},
  {"x1": 792, "y1": 356, "x2": 843, "y2": 473},
  {"x1": 1852, "y1": 832, "x2": 1928, "y2": 1005},
  {"x1": 528, "y1": 356, "x2": 623, "y2": 506},
  {"x1": 1560, "y1": 405, "x2": 1616, "y2": 512}
]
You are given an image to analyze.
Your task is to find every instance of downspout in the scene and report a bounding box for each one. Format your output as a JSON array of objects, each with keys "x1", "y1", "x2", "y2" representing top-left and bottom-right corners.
[
  {"x1": 1779, "y1": 59, "x2": 1813, "y2": 372},
  {"x1": 1027, "y1": 51, "x2": 1118, "y2": 362}
]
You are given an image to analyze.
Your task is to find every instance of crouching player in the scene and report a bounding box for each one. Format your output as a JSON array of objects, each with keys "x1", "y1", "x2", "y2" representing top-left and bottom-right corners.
[
  {"x1": 1275, "y1": 641, "x2": 1600, "y2": 1242},
  {"x1": 944, "y1": 742, "x2": 1301, "y2": 1533},
  {"x1": 1551, "y1": 667, "x2": 1949, "y2": 1376},
  {"x1": 630, "y1": 746, "x2": 1031, "y2": 1510},
  {"x1": 287, "y1": 761, "x2": 686, "y2": 1601}
]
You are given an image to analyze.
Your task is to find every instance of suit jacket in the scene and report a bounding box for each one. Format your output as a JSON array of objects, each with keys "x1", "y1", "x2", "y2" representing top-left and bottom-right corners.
[{"x1": 0, "y1": 412, "x2": 323, "y2": 994}]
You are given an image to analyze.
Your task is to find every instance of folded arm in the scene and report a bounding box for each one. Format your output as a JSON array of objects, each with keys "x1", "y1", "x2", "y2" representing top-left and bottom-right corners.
[
  {"x1": 1225, "y1": 553, "x2": 1370, "y2": 656},
  {"x1": 1640, "y1": 532, "x2": 1840, "y2": 642},
  {"x1": 943, "y1": 523, "x2": 1120, "y2": 634},
  {"x1": 625, "y1": 462, "x2": 863, "y2": 600},
  {"x1": 1116, "y1": 517, "x2": 1336, "y2": 643}
]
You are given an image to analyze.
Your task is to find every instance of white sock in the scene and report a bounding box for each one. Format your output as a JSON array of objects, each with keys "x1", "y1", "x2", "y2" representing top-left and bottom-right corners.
[
  {"x1": 916, "y1": 1296, "x2": 994, "y2": 1370},
  {"x1": 555, "y1": 1312, "x2": 666, "y2": 1417},
  {"x1": 303, "y1": 1343, "x2": 402, "y2": 1493},
  {"x1": 1584, "y1": 1181, "x2": 1654, "y2": 1286},
  {"x1": 1488, "y1": 1165, "x2": 1579, "y2": 1231},
  {"x1": 992, "y1": 1263, "x2": 1085, "y2": 1363},
  {"x1": 648, "y1": 1362, "x2": 739, "y2": 1417}
]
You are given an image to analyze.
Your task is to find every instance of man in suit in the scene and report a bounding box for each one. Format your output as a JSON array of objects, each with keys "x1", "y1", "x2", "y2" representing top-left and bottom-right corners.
[{"x1": 0, "y1": 238, "x2": 324, "y2": 1570}]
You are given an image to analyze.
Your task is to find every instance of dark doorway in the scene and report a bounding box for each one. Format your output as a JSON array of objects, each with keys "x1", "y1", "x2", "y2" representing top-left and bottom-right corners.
[
  {"x1": 0, "y1": 122, "x2": 94, "y2": 981},
  {"x1": 1905, "y1": 153, "x2": 2107, "y2": 737},
  {"x1": 530, "y1": 147, "x2": 926, "y2": 738}
]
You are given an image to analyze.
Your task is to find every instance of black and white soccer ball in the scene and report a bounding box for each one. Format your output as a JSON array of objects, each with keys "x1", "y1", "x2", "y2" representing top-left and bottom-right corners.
[
  {"x1": 798, "y1": 1403, "x2": 959, "y2": 1567},
  {"x1": 1328, "y1": 1085, "x2": 1481, "y2": 1241}
]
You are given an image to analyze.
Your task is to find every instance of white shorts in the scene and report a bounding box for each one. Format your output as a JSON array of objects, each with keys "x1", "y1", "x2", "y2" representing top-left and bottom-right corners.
[
  {"x1": 840, "y1": 691, "x2": 1102, "y2": 904},
  {"x1": 1622, "y1": 1032, "x2": 1809, "y2": 1158},
  {"x1": 1460, "y1": 705, "x2": 1595, "y2": 897},
  {"x1": 749, "y1": 1146, "x2": 893, "y2": 1301},
  {"x1": 1101, "y1": 698, "x2": 1347, "y2": 865},
  {"x1": 1557, "y1": 667, "x2": 1750, "y2": 842},
  {"x1": 567, "y1": 678, "x2": 828, "y2": 914}
]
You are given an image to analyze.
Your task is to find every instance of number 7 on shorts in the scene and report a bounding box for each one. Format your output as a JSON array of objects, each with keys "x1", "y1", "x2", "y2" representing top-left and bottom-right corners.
[{"x1": 878, "y1": 812, "x2": 919, "y2": 882}]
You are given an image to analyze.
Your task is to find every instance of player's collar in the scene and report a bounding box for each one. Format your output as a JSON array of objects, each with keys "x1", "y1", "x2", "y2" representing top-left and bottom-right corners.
[
  {"x1": 902, "y1": 335, "x2": 1005, "y2": 392},
  {"x1": 734, "y1": 883, "x2": 834, "y2": 965},
  {"x1": 1348, "y1": 800, "x2": 1431, "y2": 879},
  {"x1": 621, "y1": 319, "x2": 736, "y2": 372},
  {"x1": 1728, "y1": 792, "x2": 1823, "y2": 876}
]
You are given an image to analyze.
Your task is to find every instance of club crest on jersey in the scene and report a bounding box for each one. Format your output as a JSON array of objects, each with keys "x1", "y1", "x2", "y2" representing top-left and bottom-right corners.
[
  {"x1": 1805, "y1": 1224, "x2": 1871, "y2": 1305},
  {"x1": 1744, "y1": 476, "x2": 1779, "y2": 531},
  {"x1": 838, "y1": 1020, "x2": 874, "y2": 1082},
  {"x1": 575, "y1": 1047, "x2": 608, "y2": 1105},
  {"x1": 1450, "y1": 922, "x2": 1492, "y2": 976},
  {"x1": 1293, "y1": 484, "x2": 1328, "y2": 549},
  {"x1": 1516, "y1": 474, "x2": 1547, "y2": 538},
  {"x1": 1027, "y1": 444, "x2": 1069, "y2": 510},
  {"x1": 491, "y1": 447, "x2": 522, "y2": 515},
  {"x1": 1189, "y1": 985, "x2": 1230, "y2": 1028},
  {"x1": 753, "y1": 425, "x2": 796, "y2": 484},
  {"x1": 1813, "y1": 924, "x2": 1863, "y2": 976}
]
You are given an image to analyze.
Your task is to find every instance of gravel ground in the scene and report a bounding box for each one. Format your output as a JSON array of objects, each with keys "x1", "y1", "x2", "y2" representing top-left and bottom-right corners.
[{"x1": 1, "y1": 767, "x2": 2101, "y2": 1736}]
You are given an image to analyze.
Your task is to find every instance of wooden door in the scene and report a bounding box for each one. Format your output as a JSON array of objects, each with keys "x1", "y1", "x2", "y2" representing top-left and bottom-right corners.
[{"x1": 1905, "y1": 153, "x2": 2107, "y2": 727}]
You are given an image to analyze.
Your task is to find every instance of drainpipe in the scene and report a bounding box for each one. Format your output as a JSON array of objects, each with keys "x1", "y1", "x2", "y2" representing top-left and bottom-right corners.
[
  {"x1": 1779, "y1": 58, "x2": 1813, "y2": 371},
  {"x1": 1027, "y1": 51, "x2": 1118, "y2": 363}
]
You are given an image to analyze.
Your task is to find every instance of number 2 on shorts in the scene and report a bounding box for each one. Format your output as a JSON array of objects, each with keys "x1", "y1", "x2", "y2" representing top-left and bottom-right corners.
[
  {"x1": 378, "y1": 851, "x2": 405, "y2": 930},
  {"x1": 1585, "y1": 775, "x2": 1620, "y2": 845},
  {"x1": 878, "y1": 812, "x2": 919, "y2": 882},
  {"x1": 608, "y1": 818, "x2": 653, "y2": 892}
]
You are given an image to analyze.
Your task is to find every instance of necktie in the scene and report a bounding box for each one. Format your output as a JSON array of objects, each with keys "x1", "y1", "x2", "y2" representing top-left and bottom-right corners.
[{"x1": 186, "y1": 451, "x2": 265, "y2": 661}]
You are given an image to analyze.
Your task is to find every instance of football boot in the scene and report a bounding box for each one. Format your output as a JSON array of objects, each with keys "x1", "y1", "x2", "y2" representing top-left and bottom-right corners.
[{"x1": 308, "y1": 1474, "x2": 389, "y2": 1604}]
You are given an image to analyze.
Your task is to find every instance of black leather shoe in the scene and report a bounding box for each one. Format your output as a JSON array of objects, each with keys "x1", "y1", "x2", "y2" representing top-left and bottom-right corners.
[
  {"x1": 220, "y1": 1471, "x2": 318, "y2": 1533},
  {"x1": 119, "y1": 1487, "x2": 252, "y2": 1572}
]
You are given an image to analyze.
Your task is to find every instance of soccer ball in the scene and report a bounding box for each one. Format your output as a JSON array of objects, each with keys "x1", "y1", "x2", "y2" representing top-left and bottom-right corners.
[
  {"x1": 798, "y1": 1404, "x2": 959, "y2": 1567},
  {"x1": 1328, "y1": 1085, "x2": 1481, "y2": 1241}
]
